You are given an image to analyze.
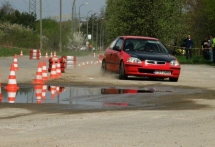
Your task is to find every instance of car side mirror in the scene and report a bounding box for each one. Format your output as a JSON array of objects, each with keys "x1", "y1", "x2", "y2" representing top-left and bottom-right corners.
[{"x1": 113, "y1": 46, "x2": 121, "y2": 51}]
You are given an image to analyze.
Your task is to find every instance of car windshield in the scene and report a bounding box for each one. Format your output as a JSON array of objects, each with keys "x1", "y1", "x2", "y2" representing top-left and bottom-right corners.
[{"x1": 124, "y1": 39, "x2": 169, "y2": 54}]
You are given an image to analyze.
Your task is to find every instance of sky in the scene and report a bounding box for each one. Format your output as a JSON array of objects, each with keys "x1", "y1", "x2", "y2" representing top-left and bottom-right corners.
[{"x1": 1, "y1": 0, "x2": 106, "y2": 20}]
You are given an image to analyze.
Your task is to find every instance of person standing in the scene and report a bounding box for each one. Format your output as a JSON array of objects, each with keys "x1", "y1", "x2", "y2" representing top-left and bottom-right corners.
[
  {"x1": 201, "y1": 37, "x2": 209, "y2": 60},
  {"x1": 185, "y1": 34, "x2": 193, "y2": 59},
  {"x1": 212, "y1": 36, "x2": 215, "y2": 63},
  {"x1": 208, "y1": 35, "x2": 213, "y2": 62}
]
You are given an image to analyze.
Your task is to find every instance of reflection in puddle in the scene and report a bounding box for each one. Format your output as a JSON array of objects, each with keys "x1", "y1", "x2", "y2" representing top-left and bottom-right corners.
[
  {"x1": 0, "y1": 85, "x2": 177, "y2": 108},
  {"x1": 101, "y1": 88, "x2": 172, "y2": 94},
  {"x1": 1, "y1": 85, "x2": 104, "y2": 105},
  {"x1": 0, "y1": 84, "x2": 210, "y2": 111}
]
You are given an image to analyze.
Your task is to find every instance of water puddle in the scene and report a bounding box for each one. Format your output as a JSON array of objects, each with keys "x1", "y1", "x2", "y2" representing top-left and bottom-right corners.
[
  {"x1": 0, "y1": 85, "x2": 207, "y2": 110},
  {"x1": 0, "y1": 85, "x2": 172, "y2": 104}
]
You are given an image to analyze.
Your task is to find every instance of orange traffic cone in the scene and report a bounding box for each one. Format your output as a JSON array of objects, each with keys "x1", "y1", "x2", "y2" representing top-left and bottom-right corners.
[
  {"x1": 50, "y1": 52, "x2": 53, "y2": 57},
  {"x1": 54, "y1": 51, "x2": 56, "y2": 57},
  {"x1": 45, "y1": 52, "x2": 48, "y2": 59},
  {"x1": 13, "y1": 54, "x2": 19, "y2": 71},
  {"x1": 6, "y1": 88, "x2": 18, "y2": 103},
  {"x1": 4, "y1": 63, "x2": 19, "y2": 103},
  {"x1": 56, "y1": 60, "x2": 62, "y2": 78},
  {"x1": 39, "y1": 51, "x2": 42, "y2": 60},
  {"x1": 32, "y1": 62, "x2": 44, "y2": 85},
  {"x1": 41, "y1": 85, "x2": 47, "y2": 100},
  {"x1": 49, "y1": 63, "x2": 58, "y2": 79},
  {"x1": 20, "y1": 50, "x2": 23, "y2": 57},
  {"x1": 50, "y1": 86, "x2": 56, "y2": 99},
  {"x1": 42, "y1": 61, "x2": 48, "y2": 81},
  {"x1": 56, "y1": 86, "x2": 60, "y2": 95},
  {"x1": 34, "y1": 85, "x2": 42, "y2": 104},
  {"x1": 5, "y1": 63, "x2": 19, "y2": 91}
]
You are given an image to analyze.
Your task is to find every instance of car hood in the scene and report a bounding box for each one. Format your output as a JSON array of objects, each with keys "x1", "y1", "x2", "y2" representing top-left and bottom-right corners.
[{"x1": 128, "y1": 52, "x2": 176, "y2": 62}]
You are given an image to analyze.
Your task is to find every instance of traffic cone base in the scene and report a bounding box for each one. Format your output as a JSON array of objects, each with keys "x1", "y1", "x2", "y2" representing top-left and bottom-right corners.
[
  {"x1": 6, "y1": 89, "x2": 18, "y2": 103},
  {"x1": 5, "y1": 63, "x2": 19, "y2": 91}
]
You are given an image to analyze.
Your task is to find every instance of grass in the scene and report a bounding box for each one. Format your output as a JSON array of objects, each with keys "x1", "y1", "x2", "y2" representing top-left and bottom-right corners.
[{"x1": 176, "y1": 55, "x2": 213, "y2": 65}]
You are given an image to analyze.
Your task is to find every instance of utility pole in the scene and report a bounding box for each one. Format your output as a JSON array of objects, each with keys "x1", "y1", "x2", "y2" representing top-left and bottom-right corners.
[
  {"x1": 72, "y1": 0, "x2": 77, "y2": 46},
  {"x1": 59, "y1": 0, "x2": 62, "y2": 52},
  {"x1": 40, "y1": 0, "x2": 42, "y2": 50},
  {"x1": 92, "y1": 17, "x2": 93, "y2": 51},
  {"x1": 96, "y1": 20, "x2": 98, "y2": 51},
  {"x1": 29, "y1": 0, "x2": 36, "y2": 14},
  {"x1": 100, "y1": 23, "x2": 102, "y2": 51}
]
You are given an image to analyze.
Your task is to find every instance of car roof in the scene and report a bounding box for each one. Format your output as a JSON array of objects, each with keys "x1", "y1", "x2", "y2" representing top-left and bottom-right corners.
[{"x1": 119, "y1": 36, "x2": 159, "y2": 41}]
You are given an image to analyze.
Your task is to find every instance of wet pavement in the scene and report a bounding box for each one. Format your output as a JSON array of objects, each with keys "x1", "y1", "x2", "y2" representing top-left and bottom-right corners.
[{"x1": 0, "y1": 84, "x2": 212, "y2": 112}]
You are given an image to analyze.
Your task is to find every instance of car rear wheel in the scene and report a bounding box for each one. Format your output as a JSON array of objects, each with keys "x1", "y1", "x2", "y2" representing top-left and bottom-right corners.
[
  {"x1": 100, "y1": 60, "x2": 107, "y2": 76},
  {"x1": 119, "y1": 61, "x2": 127, "y2": 79},
  {"x1": 169, "y1": 78, "x2": 178, "y2": 82}
]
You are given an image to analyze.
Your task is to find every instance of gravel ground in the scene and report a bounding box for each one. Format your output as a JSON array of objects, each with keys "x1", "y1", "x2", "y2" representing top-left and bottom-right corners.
[{"x1": 1, "y1": 54, "x2": 215, "y2": 147}]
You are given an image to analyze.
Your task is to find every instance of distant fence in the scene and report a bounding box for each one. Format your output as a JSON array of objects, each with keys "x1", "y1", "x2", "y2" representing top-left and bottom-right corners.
[{"x1": 168, "y1": 45, "x2": 204, "y2": 56}]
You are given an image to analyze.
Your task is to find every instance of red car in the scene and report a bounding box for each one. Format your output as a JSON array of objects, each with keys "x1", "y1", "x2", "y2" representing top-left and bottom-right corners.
[{"x1": 101, "y1": 36, "x2": 181, "y2": 82}]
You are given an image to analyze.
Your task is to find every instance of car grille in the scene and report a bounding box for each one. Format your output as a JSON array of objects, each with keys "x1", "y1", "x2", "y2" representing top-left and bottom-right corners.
[
  {"x1": 138, "y1": 69, "x2": 154, "y2": 73},
  {"x1": 145, "y1": 60, "x2": 166, "y2": 65}
]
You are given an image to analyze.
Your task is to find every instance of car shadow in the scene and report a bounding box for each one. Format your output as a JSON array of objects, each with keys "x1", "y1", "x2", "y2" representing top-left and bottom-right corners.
[{"x1": 112, "y1": 74, "x2": 170, "y2": 82}]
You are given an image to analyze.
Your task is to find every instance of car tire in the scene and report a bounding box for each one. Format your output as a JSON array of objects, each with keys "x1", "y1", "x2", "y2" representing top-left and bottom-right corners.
[
  {"x1": 101, "y1": 89, "x2": 105, "y2": 94},
  {"x1": 100, "y1": 60, "x2": 107, "y2": 76},
  {"x1": 119, "y1": 61, "x2": 127, "y2": 79},
  {"x1": 169, "y1": 78, "x2": 178, "y2": 82}
]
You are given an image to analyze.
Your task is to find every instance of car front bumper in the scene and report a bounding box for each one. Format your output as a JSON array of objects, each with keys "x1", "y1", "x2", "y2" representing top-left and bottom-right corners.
[{"x1": 124, "y1": 63, "x2": 180, "y2": 78}]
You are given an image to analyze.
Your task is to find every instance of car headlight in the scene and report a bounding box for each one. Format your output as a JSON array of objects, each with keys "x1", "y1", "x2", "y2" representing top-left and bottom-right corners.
[
  {"x1": 170, "y1": 60, "x2": 179, "y2": 66},
  {"x1": 127, "y1": 57, "x2": 142, "y2": 63}
]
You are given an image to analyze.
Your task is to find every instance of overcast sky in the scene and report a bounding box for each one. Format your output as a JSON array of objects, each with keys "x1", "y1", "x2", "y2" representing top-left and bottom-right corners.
[{"x1": 2, "y1": 0, "x2": 106, "y2": 20}]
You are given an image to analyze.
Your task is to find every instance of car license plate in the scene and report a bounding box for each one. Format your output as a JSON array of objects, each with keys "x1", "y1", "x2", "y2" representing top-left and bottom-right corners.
[{"x1": 154, "y1": 70, "x2": 171, "y2": 75}]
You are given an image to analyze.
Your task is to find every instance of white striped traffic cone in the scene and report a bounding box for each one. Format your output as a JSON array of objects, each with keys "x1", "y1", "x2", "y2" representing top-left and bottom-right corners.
[
  {"x1": 41, "y1": 85, "x2": 47, "y2": 101},
  {"x1": 50, "y1": 52, "x2": 53, "y2": 57},
  {"x1": 5, "y1": 63, "x2": 19, "y2": 91},
  {"x1": 13, "y1": 54, "x2": 19, "y2": 71},
  {"x1": 32, "y1": 62, "x2": 44, "y2": 85},
  {"x1": 54, "y1": 51, "x2": 56, "y2": 57},
  {"x1": 4, "y1": 63, "x2": 19, "y2": 103},
  {"x1": 49, "y1": 63, "x2": 58, "y2": 79},
  {"x1": 56, "y1": 60, "x2": 62, "y2": 78},
  {"x1": 20, "y1": 50, "x2": 23, "y2": 57},
  {"x1": 50, "y1": 86, "x2": 56, "y2": 99},
  {"x1": 34, "y1": 85, "x2": 42, "y2": 104},
  {"x1": 45, "y1": 52, "x2": 48, "y2": 59},
  {"x1": 42, "y1": 61, "x2": 48, "y2": 81}
]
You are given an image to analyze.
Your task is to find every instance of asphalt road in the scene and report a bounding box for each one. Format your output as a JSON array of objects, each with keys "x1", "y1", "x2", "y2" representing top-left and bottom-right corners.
[{"x1": 0, "y1": 54, "x2": 215, "y2": 147}]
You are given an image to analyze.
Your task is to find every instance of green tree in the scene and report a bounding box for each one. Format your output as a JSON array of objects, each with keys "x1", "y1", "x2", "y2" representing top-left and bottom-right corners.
[
  {"x1": 35, "y1": 19, "x2": 60, "y2": 51},
  {"x1": 105, "y1": 0, "x2": 184, "y2": 44},
  {"x1": 184, "y1": 0, "x2": 215, "y2": 46},
  {"x1": 0, "y1": 2, "x2": 36, "y2": 30}
]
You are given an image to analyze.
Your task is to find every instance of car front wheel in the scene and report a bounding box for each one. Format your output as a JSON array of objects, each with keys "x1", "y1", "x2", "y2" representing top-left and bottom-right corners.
[
  {"x1": 119, "y1": 61, "x2": 127, "y2": 79},
  {"x1": 100, "y1": 60, "x2": 107, "y2": 76}
]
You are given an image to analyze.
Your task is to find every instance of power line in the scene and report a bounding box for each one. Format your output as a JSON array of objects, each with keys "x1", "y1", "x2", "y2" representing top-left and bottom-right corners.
[{"x1": 29, "y1": 0, "x2": 36, "y2": 14}]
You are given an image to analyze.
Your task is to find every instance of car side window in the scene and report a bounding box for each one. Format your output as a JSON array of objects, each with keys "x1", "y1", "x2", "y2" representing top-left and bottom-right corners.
[
  {"x1": 109, "y1": 38, "x2": 119, "y2": 49},
  {"x1": 114, "y1": 38, "x2": 123, "y2": 49}
]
